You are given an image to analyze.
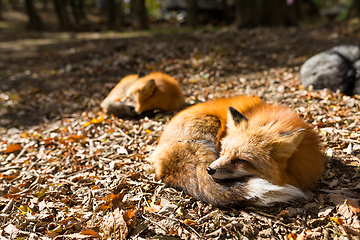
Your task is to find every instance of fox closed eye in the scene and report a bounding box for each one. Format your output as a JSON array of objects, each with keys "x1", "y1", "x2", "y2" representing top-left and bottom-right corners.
[{"x1": 231, "y1": 159, "x2": 248, "y2": 165}]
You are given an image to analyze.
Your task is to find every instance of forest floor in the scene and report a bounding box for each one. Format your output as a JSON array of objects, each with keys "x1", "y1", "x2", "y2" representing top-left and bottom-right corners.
[{"x1": 1, "y1": 20, "x2": 360, "y2": 239}]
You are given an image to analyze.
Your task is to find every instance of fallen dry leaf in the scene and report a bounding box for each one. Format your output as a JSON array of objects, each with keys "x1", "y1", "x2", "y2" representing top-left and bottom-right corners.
[
  {"x1": 4, "y1": 144, "x2": 21, "y2": 153},
  {"x1": 347, "y1": 199, "x2": 360, "y2": 216},
  {"x1": 79, "y1": 230, "x2": 101, "y2": 238},
  {"x1": 101, "y1": 208, "x2": 128, "y2": 239},
  {"x1": 330, "y1": 216, "x2": 344, "y2": 225},
  {"x1": 145, "y1": 204, "x2": 162, "y2": 213},
  {"x1": 4, "y1": 224, "x2": 19, "y2": 238}
]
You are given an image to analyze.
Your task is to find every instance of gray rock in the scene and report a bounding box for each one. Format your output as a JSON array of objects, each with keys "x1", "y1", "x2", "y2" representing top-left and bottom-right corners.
[{"x1": 300, "y1": 45, "x2": 360, "y2": 95}]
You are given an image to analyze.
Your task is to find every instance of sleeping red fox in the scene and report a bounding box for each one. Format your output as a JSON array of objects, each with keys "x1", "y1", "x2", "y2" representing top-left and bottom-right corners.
[
  {"x1": 150, "y1": 96, "x2": 325, "y2": 207},
  {"x1": 101, "y1": 72, "x2": 184, "y2": 118}
]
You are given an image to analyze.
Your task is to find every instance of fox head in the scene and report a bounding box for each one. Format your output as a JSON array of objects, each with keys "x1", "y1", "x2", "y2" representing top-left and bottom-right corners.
[
  {"x1": 207, "y1": 107, "x2": 305, "y2": 186},
  {"x1": 125, "y1": 78, "x2": 156, "y2": 113}
]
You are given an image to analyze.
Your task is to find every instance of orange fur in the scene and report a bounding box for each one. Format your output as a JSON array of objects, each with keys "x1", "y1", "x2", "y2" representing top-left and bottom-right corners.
[
  {"x1": 101, "y1": 72, "x2": 184, "y2": 117},
  {"x1": 150, "y1": 96, "x2": 325, "y2": 207}
]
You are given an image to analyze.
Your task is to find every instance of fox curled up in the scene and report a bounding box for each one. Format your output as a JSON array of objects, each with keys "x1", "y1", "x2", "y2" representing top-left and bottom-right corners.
[{"x1": 150, "y1": 96, "x2": 325, "y2": 207}]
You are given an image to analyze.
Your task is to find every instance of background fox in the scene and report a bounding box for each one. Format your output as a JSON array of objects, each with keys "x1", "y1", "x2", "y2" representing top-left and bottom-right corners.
[
  {"x1": 150, "y1": 96, "x2": 325, "y2": 207},
  {"x1": 101, "y1": 72, "x2": 184, "y2": 118}
]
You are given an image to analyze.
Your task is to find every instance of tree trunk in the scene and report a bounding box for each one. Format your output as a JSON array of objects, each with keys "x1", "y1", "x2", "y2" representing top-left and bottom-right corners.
[
  {"x1": 0, "y1": 0, "x2": 3, "y2": 20},
  {"x1": 130, "y1": 0, "x2": 136, "y2": 13},
  {"x1": 234, "y1": 0, "x2": 242, "y2": 28},
  {"x1": 107, "y1": 0, "x2": 117, "y2": 30},
  {"x1": 9, "y1": 0, "x2": 21, "y2": 10},
  {"x1": 71, "y1": 0, "x2": 81, "y2": 24},
  {"x1": 70, "y1": 0, "x2": 87, "y2": 25},
  {"x1": 135, "y1": 0, "x2": 149, "y2": 29},
  {"x1": 118, "y1": 0, "x2": 124, "y2": 28},
  {"x1": 222, "y1": 0, "x2": 229, "y2": 24},
  {"x1": 300, "y1": 0, "x2": 319, "y2": 18},
  {"x1": 54, "y1": 0, "x2": 73, "y2": 31},
  {"x1": 25, "y1": 0, "x2": 44, "y2": 30},
  {"x1": 261, "y1": 0, "x2": 298, "y2": 26},
  {"x1": 235, "y1": 0, "x2": 299, "y2": 28},
  {"x1": 346, "y1": 0, "x2": 360, "y2": 19},
  {"x1": 78, "y1": 0, "x2": 87, "y2": 20},
  {"x1": 107, "y1": 0, "x2": 124, "y2": 30},
  {"x1": 234, "y1": 0, "x2": 258, "y2": 28},
  {"x1": 186, "y1": 0, "x2": 197, "y2": 27},
  {"x1": 41, "y1": 0, "x2": 49, "y2": 10}
]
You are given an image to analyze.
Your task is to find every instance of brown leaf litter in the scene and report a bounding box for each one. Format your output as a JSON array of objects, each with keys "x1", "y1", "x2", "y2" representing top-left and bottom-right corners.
[{"x1": 1, "y1": 23, "x2": 360, "y2": 239}]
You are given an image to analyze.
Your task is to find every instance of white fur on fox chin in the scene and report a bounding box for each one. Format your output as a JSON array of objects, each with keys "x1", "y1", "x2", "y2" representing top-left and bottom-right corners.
[{"x1": 244, "y1": 178, "x2": 307, "y2": 206}]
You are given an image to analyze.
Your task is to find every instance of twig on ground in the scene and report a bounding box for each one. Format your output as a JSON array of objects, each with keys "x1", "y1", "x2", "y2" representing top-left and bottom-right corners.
[
  {"x1": 141, "y1": 214, "x2": 168, "y2": 232},
  {"x1": 153, "y1": 212, "x2": 202, "y2": 238},
  {"x1": 14, "y1": 143, "x2": 30, "y2": 162},
  {"x1": 340, "y1": 138, "x2": 360, "y2": 144}
]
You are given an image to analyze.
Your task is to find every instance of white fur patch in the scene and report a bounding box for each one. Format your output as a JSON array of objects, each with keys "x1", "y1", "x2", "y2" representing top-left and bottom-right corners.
[
  {"x1": 244, "y1": 178, "x2": 306, "y2": 206},
  {"x1": 225, "y1": 111, "x2": 238, "y2": 132}
]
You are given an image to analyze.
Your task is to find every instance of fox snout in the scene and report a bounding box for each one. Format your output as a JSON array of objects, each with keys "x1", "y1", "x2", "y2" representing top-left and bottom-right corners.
[
  {"x1": 207, "y1": 162, "x2": 239, "y2": 180},
  {"x1": 207, "y1": 157, "x2": 234, "y2": 179},
  {"x1": 207, "y1": 155, "x2": 254, "y2": 181},
  {"x1": 106, "y1": 101, "x2": 136, "y2": 118}
]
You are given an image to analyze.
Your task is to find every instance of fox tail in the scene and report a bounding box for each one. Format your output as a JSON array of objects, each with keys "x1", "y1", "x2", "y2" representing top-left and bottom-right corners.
[{"x1": 151, "y1": 140, "x2": 306, "y2": 207}]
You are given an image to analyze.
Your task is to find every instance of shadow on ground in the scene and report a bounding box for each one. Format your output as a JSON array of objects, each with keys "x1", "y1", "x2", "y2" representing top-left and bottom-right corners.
[{"x1": 1, "y1": 25, "x2": 358, "y2": 129}]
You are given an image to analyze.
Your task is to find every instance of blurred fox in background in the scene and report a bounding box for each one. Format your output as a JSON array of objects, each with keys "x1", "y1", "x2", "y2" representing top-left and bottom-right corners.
[{"x1": 101, "y1": 72, "x2": 184, "y2": 118}]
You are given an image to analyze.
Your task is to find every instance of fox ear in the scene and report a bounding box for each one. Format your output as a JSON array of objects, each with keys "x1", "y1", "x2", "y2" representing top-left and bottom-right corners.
[
  {"x1": 137, "y1": 71, "x2": 146, "y2": 78},
  {"x1": 280, "y1": 128, "x2": 306, "y2": 146},
  {"x1": 140, "y1": 79, "x2": 156, "y2": 97},
  {"x1": 227, "y1": 107, "x2": 248, "y2": 127},
  {"x1": 273, "y1": 128, "x2": 306, "y2": 160}
]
